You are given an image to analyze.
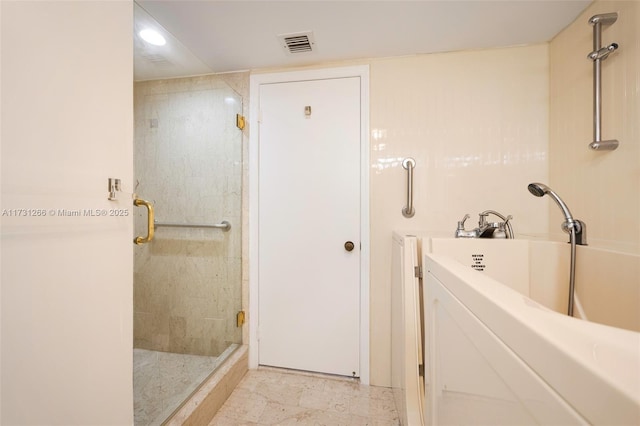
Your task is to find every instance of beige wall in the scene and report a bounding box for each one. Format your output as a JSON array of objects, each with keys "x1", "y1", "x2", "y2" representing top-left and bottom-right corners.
[
  {"x1": 549, "y1": 0, "x2": 640, "y2": 253},
  {"x1": 1, "y1": 1, "x2": 134, "y2": 423},
  {"x1": 134, "y1": 75, "x2": 246, "y2": 356},
  {"x1": 368, "y1": 45, "x2": 550, "y2": 385}
]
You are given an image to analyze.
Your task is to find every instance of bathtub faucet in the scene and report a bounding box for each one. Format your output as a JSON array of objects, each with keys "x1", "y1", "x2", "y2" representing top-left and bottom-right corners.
[{"x1": 455, "y1": 211, "x2": 514, "y2": 239}]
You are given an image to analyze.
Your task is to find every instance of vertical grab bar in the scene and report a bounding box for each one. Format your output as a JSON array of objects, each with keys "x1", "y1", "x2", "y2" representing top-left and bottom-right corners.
[
  {"x1": 402, "y1": 157, "x2": 416, "y2": 218},
  {"x1": 133, "y1": 198, "x2": 155, "y2": 245},
  {"x1": 587, "y1": 12, "x2": 619, "y2": 151}
]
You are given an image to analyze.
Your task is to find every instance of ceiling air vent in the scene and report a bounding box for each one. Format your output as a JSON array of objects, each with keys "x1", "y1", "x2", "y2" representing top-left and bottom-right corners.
[
  {"x1": 278, "y1": 31, "x2": 316, "y2": 55},
  {"x1": 141, "y1": 53, "x2": 172, "y2": 67}
]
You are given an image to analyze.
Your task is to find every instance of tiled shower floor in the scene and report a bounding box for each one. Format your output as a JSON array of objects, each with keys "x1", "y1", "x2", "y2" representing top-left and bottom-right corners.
[
  {"x1": 210, "y1": 367, "x2": 400, "y2": 425},
  {"x1": 133, "y1": 346, "x2": 237, "y2": 425}
]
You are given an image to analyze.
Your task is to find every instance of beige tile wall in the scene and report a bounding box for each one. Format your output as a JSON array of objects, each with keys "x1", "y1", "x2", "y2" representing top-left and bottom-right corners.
[
  {"x1": 549, "y1": 0, "x2": 640, "y2": 253},
  {"x1": 368, "y1": 45, "x2": 550, "y2": 385},
  {"x1": 134, "y1": 74, "x2": 247, "y2": 356}
]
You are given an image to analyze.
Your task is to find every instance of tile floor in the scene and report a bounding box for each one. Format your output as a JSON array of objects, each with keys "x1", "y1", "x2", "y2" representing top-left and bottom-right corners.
[
  {"x1": 134, "y1": 347, "x2": 234, "y2": 425},
  {"x1": 209, "y1": 367, "x2": 400, "y2": 425}
]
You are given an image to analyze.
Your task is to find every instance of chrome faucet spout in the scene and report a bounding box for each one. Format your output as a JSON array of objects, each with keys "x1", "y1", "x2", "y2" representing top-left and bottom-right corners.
[{"x1": 480, "y1": 210, "x2": 514, "y2": 239}]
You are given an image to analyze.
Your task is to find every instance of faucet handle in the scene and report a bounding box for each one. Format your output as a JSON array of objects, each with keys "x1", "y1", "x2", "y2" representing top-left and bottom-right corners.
[
  {"x1": 478, "y1": 212, "x2": 489, "y2": 226},
  {"x1": 457, "y1": 214, "x2": 470, "y2": 230}
]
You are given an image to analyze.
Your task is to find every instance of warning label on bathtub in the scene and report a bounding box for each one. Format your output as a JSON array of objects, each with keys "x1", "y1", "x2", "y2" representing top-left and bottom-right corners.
[{"x1": 471, "y1": 254, "x2": 485, "y2": 272}]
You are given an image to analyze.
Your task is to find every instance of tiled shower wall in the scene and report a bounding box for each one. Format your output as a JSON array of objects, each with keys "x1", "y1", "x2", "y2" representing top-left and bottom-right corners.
[
  {"x1": 133, "y1": 75, "x2": 246, "y2": 356},
  {"x1": 549, "y1": 0, "x2": 639, "y2": 253}
]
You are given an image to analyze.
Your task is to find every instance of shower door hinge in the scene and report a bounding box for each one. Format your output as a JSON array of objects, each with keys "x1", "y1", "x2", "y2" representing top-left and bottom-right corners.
[
  {"x1": 236, "y1": 310, "x2": 246, "y2": 327},
  {"x1": 414, "y1": 266, "x2": 423, "y2": 279},
  {"x1": 418, "y1": 363, "x2": 425, "y2": 377},
  {"x1": 236, "y1": 114, "x2": 246, "y2": 130}
]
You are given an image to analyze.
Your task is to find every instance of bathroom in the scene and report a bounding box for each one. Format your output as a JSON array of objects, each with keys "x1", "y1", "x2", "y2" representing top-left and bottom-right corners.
[{"x1": 1, "y1": 0, "x2": 638, "y2": 424}]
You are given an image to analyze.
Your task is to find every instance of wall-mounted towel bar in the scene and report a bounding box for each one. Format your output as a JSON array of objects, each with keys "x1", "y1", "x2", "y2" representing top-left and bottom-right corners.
[
  {"x1": 154, "y1": 220, "x2": 231, "y2": 232},
  {"x1": 402, "y1": 157, "x2": 416, "y2": 218}
]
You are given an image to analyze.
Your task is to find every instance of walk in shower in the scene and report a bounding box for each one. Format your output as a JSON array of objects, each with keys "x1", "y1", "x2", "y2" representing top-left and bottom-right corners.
[{"x1": 132, "y1": 77, "x2": 243, "y2": 425}]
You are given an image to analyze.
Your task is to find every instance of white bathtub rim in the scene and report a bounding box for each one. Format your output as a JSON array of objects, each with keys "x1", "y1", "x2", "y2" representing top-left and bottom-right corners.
[
  {"x1": 395, "y1": 229, "x2": 640, "y2": 257},
  {"x1": 425, "y1": 253, "x2": 640, "y2": 392},
  {"x1": 425, "y1": 253, "x2": 640, "y2": 425}
]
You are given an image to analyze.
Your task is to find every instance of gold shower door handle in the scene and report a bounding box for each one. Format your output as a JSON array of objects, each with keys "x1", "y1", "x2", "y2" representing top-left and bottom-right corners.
[{"x1": 133, "y1": 198, "x2": 155, "y2": 245}]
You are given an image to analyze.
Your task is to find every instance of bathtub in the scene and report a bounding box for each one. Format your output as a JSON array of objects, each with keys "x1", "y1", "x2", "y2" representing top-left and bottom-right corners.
[{"x1": 423, "y1": 238, "x2": 640, "y2": 425}]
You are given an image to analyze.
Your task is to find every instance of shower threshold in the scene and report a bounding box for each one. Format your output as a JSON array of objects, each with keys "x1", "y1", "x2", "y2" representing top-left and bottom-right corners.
[{"x1": 133, "y1": 344, "x2": 239, "y2": 425}]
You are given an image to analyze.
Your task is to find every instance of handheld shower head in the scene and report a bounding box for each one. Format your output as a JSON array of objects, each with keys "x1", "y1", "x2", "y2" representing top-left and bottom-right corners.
[
  {"x1": 527, "y1": 183, "x2": 547, "y2": 198},
  {"x1": 527, "y1": 182, "x2": 576, "y2": 233}
]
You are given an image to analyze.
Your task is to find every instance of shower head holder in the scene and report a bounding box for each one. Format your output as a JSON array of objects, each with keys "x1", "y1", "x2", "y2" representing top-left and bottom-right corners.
[{"x1": 587, "y1": 12, "x2": 620, "y2": 151}]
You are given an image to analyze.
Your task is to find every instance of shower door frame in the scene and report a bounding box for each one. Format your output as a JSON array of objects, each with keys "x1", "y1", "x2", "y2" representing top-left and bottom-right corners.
[
  {"x1": 133, "y1": 82, "x2": 244, "y2": 358},
  {"x1": 248, "y1": 65, "x2": 371, "y2": 384}
]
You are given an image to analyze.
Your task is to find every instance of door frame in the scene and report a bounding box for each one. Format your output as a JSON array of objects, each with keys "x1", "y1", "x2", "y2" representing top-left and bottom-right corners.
[{"x1": 249, "y1": 65, "x2": 370, "y2": 384}]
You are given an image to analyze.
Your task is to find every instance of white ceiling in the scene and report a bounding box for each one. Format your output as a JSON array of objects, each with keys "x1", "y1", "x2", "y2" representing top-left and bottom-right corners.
[{"x1": 134, "y1": 0, "x2": 592, "y2": 81}]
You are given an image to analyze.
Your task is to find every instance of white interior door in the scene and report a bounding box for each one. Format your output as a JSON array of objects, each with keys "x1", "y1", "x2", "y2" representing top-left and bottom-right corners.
[{"x1": 258, "y1": 77, "x2": 361, "y2": 377}]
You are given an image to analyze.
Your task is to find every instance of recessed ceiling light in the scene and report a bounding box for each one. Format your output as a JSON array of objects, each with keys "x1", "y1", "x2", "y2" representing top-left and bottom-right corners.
[{"x1": 139, "y1": 29, "x2": 166, "y2": 46}]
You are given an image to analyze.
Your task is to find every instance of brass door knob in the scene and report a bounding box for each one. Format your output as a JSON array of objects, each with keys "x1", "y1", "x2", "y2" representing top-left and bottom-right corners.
[{"x1": 344, "y1": 241, "x2": 355, "y2": 252}]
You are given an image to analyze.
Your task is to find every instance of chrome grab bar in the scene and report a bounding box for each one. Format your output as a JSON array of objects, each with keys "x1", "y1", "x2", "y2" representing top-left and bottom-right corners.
[
  {"x1": 154, "y1": 220, "x2": 231, "y2": 232},
  {"x1": 133, "y1": 198, "x2": 155, "y2": 245},
  {"x1": 402, "y1": 157, "x2": 416, "y2": 218},
  {"x1": 587, "y1": 12, "x2": 619, "y2": 150}
]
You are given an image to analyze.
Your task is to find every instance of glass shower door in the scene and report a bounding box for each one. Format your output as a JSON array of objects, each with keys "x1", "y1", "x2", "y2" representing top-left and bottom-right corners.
[{"x1": 132, "y1": 79, "x2": 243, "y2": 425}]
